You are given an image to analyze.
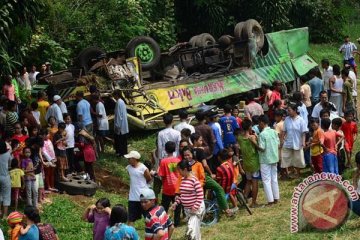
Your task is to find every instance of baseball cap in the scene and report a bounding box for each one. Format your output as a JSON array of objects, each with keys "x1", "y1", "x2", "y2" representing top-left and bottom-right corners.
[
  {"x1": 45, "y1": 61, "x2": 51, "y2": 65},
  {"x1": 53, "y1": 95, "x2": 61, "y2": 101},
  {"x1": 140, "y1": 188, "x2": 156, "y2": 200},
  {"x1": 7, "y1": 211, "x2": 23, "y2": 224},
  {"x1": 124, "y1": 150, "x2": 141, "y2": 159}
]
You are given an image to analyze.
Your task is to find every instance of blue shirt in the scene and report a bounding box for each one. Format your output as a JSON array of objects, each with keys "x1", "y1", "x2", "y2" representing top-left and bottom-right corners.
[
  {"x1": 209, "y1": 122, "x2": 223, "y2": 155},
  {"x1": 19, "y1": 224, "x2": 39, "y2": 240},
  {"x1": 297, "y1": 103, "x2": 308, "y2": 127},
  {"x1": 219, "y1": 115, "x2": 239, "y2": 147},
  {"x1": 283, "y1": 115, "x2": 308, "y2": 150},
  {"x1": 308, "y1": 77, "x2": 323, "y2": 102},
  {"x1": 105, "y1": 223, "x2": 139, "y2": 240},
  {"x1": 76, "y1": 99, "x2": 93, "y2": 126},
  {"x1": 114, "y1": 98, "x2": 129, "y2": 135}
]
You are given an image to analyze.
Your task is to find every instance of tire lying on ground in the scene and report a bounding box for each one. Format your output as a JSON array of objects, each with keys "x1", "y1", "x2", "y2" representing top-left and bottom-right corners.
[
  {"x1": 57, "y1": 175, "x2": 97, "y2": 196},
  {"x1": 196, "y1": 33, "x2": 216, "y2": 47},
  {"x1": 76, "y1": 47, "x2": 106, "y2": 73},
  {"x1": 126, "y1": 36, "x2": 161, "y2": 71},
  {"x1": 234, "y1": 21, "x2": 246, "y2": 40},
  {"x1": 242, "y1": 19, "x2": 264, "y2": 50}
]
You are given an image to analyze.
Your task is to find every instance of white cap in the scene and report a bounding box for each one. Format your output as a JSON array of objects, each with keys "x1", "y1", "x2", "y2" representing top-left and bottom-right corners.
[
  {"x1": 53, "y1": 95, "x2": 61, "y2": 101},
  {"x1": 140, "y1": 188, "x2": 156, "y2": 200},
  {"x1": 124, "y1": 150, "x2": 141, "y2": 159}
]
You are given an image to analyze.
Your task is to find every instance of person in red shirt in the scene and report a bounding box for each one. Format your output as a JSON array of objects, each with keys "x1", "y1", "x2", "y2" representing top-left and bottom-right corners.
[
  {"x1": 157, "y1": 141, "x2": 181, "y2": 226},
  {"x1": 268, "y1": 81, "x2": 282, "y2": 121},
  {"x1": 341, "y1": 110, "x2": 358, "y2": 168},
  {"x1": 12, "y1": 122, "x2": 28, "y2": 162}
]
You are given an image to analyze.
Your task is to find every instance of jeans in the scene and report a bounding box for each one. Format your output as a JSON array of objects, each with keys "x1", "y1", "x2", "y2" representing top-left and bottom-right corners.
[
  {"x1": 25, "y1": 180, "x2": 37, "y2": 207},
  {"x1": 204, "y1": 174, "x2": 228, "y2": 211}
]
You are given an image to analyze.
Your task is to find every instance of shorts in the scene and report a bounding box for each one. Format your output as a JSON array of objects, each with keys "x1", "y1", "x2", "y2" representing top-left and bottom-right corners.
[
  {"x1": 245, "y1": 171, "x2": 261, "y2": 180},
  {"x1": 128, "y1": 201, "x2": 143, "y2": 222},
  {"x1": 311, "y1": 155, "x2": 323, "y2": 173},
  {"x1": 344, "y1": 58, "x2": 357, "y2": 68},
  {"x1": 322, "y1": 153, "x2": 339, "y2": 174},
  {"x1": 97, "y1": 130, "x2": 109, "y2": 137},
  {"x1": 281, "y1": 148, "x2": 305, "y2": 168},
  {"x1": 11, "y1": 188, "x2": 20, "y2": 201},
  {"x1": 344, "y1": 140, "x2": 354, "y2": 152}
]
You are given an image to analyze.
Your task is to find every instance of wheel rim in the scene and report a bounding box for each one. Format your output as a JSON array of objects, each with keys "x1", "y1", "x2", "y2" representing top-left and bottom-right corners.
[
  {"x1": 202, "y1": 202, "x2": 218, "y2": 225},
  {"x1": 134, "y1": 43, "x2": 154, "y2": 64}
]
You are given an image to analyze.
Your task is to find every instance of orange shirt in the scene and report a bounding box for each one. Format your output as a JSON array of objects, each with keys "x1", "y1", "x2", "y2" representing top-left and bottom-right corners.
[
  {"x1": 9, "y1": 224, "x2": 21, "y2": 240},
  {"x1": 311, "y1": 128, "x2": 324, "y2": 156},
  {"x1": 323, "y1": 130, "x2": 342, "y2": 155},
  {"x1": 175, "y1": 161, "x2": 205, "y2": 193}
]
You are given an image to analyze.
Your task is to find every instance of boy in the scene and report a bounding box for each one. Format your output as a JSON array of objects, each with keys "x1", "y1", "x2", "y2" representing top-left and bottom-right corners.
[
  {"x1": 219, "y1": 104, "x2": 239, "y2": 148},
  {"x1": 237, "y1": 119, "x2": 260, "y2": 208},
  {"x1": 255, "y1": 115, "x2": 280, "y2": 205},
  {"x1": 332, "y1": 118, "x2": 346, "y2": 174},
  {"x1": 53, "y1": 122, "x2": 68, "y2": 182},
  {"x1": 309, "y1": 118, "x2": 324, "y2": 173},
  {"x1": 157, "y1": 113, "x2": 181, "y2": 160},
  {"x1": 321, "y1": 118, "x2": 343, "y2": 174},
  {"x1": 342, "y1": 110, "x2": 358, "y2": 168},
  {"x1": 125, "y1": 150, "x2": 152, "y2": 225},
  {"x1": 64, "y1": 113, "x2": 78, "y2": 174},
  {"x1": 140, "y1": 188, "x2": 174, "y2": 240},
  {"x1": 9, "y1": 158, "x2": 24, "y2": 209},
  {"x1": 157, "y1": 141, "x2": 181, "y2": 226}
]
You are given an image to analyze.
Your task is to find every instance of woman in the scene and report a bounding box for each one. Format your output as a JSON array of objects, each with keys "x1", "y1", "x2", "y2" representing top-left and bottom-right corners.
[
  {"x1": 0, "y1": 140, "x2": 11, "y2": 218},
  {"x1": 19, "y1": 206, "x2": 39, "y2": 240},
  {"x1": 172, "y1": 160, "x2": 205, "y2": 240},
  {"x1": 104, "y1": 204, "x2": 139, "y2": 240},
  {"x1": 5, "y1": 100, "x2": 19, "y2": 135},
  {"x1": 2, "y1": 75, "x2": 15, "y2": 101},
  {"x1": 280, "y1": 103, "x2": 308, "y2": 179},
  {"x1": 329, "y1": 64, "x2": 344, "y2": 116}
]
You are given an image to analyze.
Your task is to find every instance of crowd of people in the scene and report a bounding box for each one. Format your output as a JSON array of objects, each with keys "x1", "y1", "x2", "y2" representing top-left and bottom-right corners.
[{"x1": 0, "y1": 36, "x2": 359, "y2": 240}]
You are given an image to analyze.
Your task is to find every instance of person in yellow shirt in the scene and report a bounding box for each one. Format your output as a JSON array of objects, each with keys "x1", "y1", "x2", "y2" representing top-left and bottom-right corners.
[
  {"x1": 307, "y1": 119, "x2": 324, "y2": 173},
  {"x1": 9, "y1": 159, "x2": 24, "y2": 210},
  {"x1": 37, "y1": 91, "x2": 50, "y2": 127}
]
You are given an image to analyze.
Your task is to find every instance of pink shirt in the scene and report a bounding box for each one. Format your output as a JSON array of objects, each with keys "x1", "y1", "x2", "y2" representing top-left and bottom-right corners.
[
  {"x1": 42, "y1": 139, "x2": 56, "y2": 161},
  {"x1": 2, "y1": 84, "x2": 15, "y2": 101},
  {"x1": 323, "y1": 130, "x2": 341, "y2": 155}
]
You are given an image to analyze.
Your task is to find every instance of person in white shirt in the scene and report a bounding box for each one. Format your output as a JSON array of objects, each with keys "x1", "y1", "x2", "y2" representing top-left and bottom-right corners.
[
  {"x1": 174, "y1": 109, "x2": 195, "y2": 134},
  {"x1": 94, "y1": 95, "x2": 109, "y2": 153},
  {"x1": 28, "y1": 65, "x2": 39, "y2": 84},
  {"x1": 339, "y1": 36, "x2": 358, "y2": 76},
  {"x1": 45, "y1": 95, "x2": 64, "y2": 123},
  {"x1": 64, "y1": 113, "x2": 80, "y2": 173},
  {"x1": 345, "y1": 63, "x2": 358, "y2": 120},
  {"x1": 31, "y1": 101, "x2": 41, "y2": 125},
  {"x1": 321, "y1": 59, "x2": 333, "y2": 96},
  {"x1": 158, "y1": 113, "x2": 181, "y2": 160},
  {"x1": 311, "y1": 91, "x2": 337, "y2": 119}
]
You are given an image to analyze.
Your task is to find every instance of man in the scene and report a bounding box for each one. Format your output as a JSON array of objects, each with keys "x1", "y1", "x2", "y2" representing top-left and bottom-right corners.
[
  {"x1": 256, "y1": 83, "x2": 273, "y2": 113},
  {"x1": 37, "y1": 91, "x2": 50, "y2": 127},
  {"x1": 157, "y1": 113, "x2": 181, "y2": 160},
  {"x1": 342, "y1": 68, "x2": 354, "y2": 113},
  {"x1": 195, "y1": 110, "x2": 215, "y2": 157},
  {"x1": 300, "y1": 76, "x2": 311, "y2": 113},
  {"x1": 345, "y1": 62, "x2": 358, "y2": 120},
  {"x1": 113, "y1": 89, "x2": 129, "y2": 157},
  {"x1": 174, "y1": 109, "x2": 195, "y2": 134},
  {"x1": 244, "y1": 91, "x2": 263, "y2": 119},
  {"x1": 76, "y1": 91, "x2": 93, "y2": 133},
  {"x1": 45, "y1": 95, "x2": 64, "y2": 123},
  {"x1": 45, "y1": 62, "x2": 53, "y2": 75},
  {"x1": 308, "y1": 68, "x2": 324, "y2": 105},
  {"x1": 52, "y1": 95, "x2": 67, "y2": 114},
  {"x1": 311, "y1": 91, "x2": 337, "y2": 119},
  {"x1": 321, "y1": 59, "x2": 333, "y2": 97},
  {"x1": 28, "y1": 65, "x2": 39, "y2": 85},
  {"x1": 219, "y1": 104, "x2": 239, "y2": 148},
  {"x1": 140, "y1": 188, "x2": 174, "y2": 240},
  {"x1": 339, "y1": 36, "x2": 358, "y2": 76},
  {"x1": 36, "y1": 63, "x2": 49, "y2": 84},
  {"x1": 208, "y1": 111, "x2": 223, "y2": 158}
]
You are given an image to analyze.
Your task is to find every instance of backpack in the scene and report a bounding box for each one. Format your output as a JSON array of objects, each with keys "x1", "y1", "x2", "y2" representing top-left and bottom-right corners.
[{"x1": 37, "y1": 223, "x2": 57, "y2": 240}]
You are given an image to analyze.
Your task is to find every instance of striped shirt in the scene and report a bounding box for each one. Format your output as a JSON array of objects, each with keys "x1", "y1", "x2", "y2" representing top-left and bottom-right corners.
[
  {"x1": 5, "y1": 111, "x2": 18, "y2": 134},
  {"x1": 339, "y1": 42, "x2": 357, "y2": 60},
  {"x1": 216, "y1": 160, "x2": 234, "y2": 193},
  {"x1": 176, "y1": 176, "x2": 204, "y2": 210},
  {"x1": 144, "y1": 205, "x2": 173, "y2": 240}
]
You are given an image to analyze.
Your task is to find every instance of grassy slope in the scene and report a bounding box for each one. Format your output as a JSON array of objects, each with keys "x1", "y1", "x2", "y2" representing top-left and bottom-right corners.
[{"x1": 4, "y1": 24, "x2": 360, "y2": 240}]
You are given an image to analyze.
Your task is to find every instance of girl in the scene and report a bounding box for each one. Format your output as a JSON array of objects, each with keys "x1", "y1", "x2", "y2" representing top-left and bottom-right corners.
[
  {"x1": 64, "y1": 113, "x2": 78, "y2": 174},
  {"x1": 12, "y1": 122, "x2": 28, "y2": 155},
  {"x1": 40, "y1": 128, "x2": 57, "y2": 192},
  {"x1": 7, "y1": 211, "x2": 23, "y2": 240},
  {"x1": 53, "y1": 123, "x2": 68, "y2": 181},
  {"x1": 47, "y1": 116, "x2": 58, "y2": 141},
  {"x1": 172, "y1": 160, "x2": 205, "y2": 240},
  {"x1": 77, "y1": 129, "x2": 96, "y2": 180},
  {"x1": 27, "y1": 126, "x2": 39, "y2": 138},
  {"x1": 9, "y1": 158, "x2": 24, "y2": 210},
  {"x1": 21, "y1": 147, "x2": 37, "y2": 207},
  {"x1": 11, "y1": 139, "x2": 21, "y2": 164},
  {"x1": 19, "y1": 206, "x2": 40, "y2": 240},
  {"x1": 104, "y1": 204, "x2": 139, "y2": 240},
  {"x1": 83, "y1": 198, "x2": 111, "y2": 240},
  {"x1": 0, "y1": 140, "x2": 12, "y2": 218}
]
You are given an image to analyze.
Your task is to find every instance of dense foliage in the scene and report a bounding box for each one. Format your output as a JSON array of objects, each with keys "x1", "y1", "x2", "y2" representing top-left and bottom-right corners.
[{"x1": 0, "y1": 0, "x2": 359, "y2": 74}]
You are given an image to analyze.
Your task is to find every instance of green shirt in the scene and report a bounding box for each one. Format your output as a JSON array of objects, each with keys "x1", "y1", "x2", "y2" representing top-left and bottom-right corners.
[
  {"x1": 237, "y1": 135, "x2": 260, "y2": 172},
  {"x1": 11, "y1": 78, "x2": 19, "y2": 99},
  {"x1": 258, "y1": 127, "x2": 280, "y2": 164},
  {"x1": 343, "y1": 79, "x2": 353, "y2": 105}
]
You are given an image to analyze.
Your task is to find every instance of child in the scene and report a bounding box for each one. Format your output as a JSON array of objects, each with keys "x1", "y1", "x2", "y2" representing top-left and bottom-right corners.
[
  {"x1": 332, "y1": 118, "x2": 346, "y2": 174},
  {"x1": 47, "y1": 116, "x2": 58, "y2": 141},
  {"x1": 341, "y1": 110, "x2": 358, "y2": 168},
  {"x1": 39, "y1": 128, "x2": 57, "y2": 192},
  {"x1": 273, "y1": 109, "x2": 286, "y2": 179},
  {"x1": 309, "y1": 118, "x2": 324, "y2": 173},
  {"x1": 237, "y1": 119, "x2": 260, "y2": 208},
  {"x1": 124, "y1": 151, "x2": 152, "y2": 225},
  {"x1": 255, "y1": 115, "x2": 280, "y2": 205},
  {"x1": 31, "y1": 101, "x2": 40, "y2": 126},
  {"x1": 251, "y1": 115, "x2": 260, "y2": 136},
  {"x1": 64, "y1": 113, "x2": 78, "y2": 174},
  {"x1": 28, "y1": 126, "x2": 39, "y2": 138},
  {"x1": 21, "y1": 147, "x2": 37, "y2": 207},
  {"x1": 53, "y1": 122, "x2": 68, "y2": 182},
  {"x1": 11, "y1": 139, "x2": 21, "y2": 164},
  {"x1": 78, "y1": 128, "x2": 96, "y2": 180},
  {"x1": 20, "y1": 206, "x2": 40, "y2": 239},
  {"x1": 12, "y1": 122, "x2": 28, "y2": 161},
  {"x1": 321, "y1": 118, "x2": 343, "y2": 174},
  {"x1": 9, "y1": 159, "x2": 24, "y2": 210},
  {"x1": 83, "y1": 198, "x2": 111, "y2": 240},
  {"x1": 351, "y1": 152, "x2": 360, "y2": 216},
  {"x1": 7, "y1": 211, "x2": 23, "y2": 240},
  {"x1": 172, "y1": 160, "x2": 204, "y2": 240}
]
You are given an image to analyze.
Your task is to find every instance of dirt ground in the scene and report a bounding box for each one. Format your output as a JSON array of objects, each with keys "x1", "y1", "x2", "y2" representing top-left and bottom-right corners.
[{"x1": 94, "y1": 166, "x2": 129, "y2": 194}]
